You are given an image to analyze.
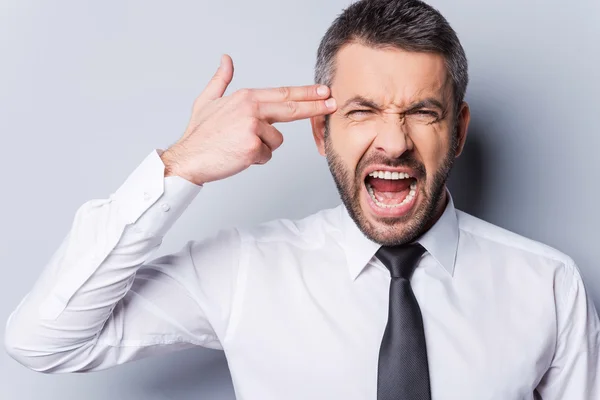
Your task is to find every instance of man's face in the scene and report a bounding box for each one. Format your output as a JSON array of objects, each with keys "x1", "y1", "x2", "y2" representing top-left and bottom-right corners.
[{"x1": 312, "y1": 43, "x2": 469, "y2": 246}]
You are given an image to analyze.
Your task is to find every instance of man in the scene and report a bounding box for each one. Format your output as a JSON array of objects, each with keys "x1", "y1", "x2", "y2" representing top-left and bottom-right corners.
[{"x1": 5, "y1": 0, "x2": 599, "y2": 399}]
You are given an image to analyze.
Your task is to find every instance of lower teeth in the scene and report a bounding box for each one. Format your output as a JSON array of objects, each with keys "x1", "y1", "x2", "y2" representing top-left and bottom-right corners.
[{"x1": 366, "y1": 182, "x2": 417, "y2": 209}]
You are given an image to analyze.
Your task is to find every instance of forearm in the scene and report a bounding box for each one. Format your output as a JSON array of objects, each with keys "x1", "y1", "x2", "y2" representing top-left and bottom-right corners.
[
  {"x1": 4, "y1": 149, "x2": 203, "y2": 372},
  {"x1": 5, "y1": 220, "x2": 162, "y2": 371}
]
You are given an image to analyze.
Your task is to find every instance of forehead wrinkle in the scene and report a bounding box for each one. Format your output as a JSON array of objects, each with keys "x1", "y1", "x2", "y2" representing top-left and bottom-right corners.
[
  {"x1": 332, "y1": 44, "x2": 453, "y2": 112},
  {"x1": 380, "y1": 72, "x2": 449, "y2": 109},
  {"x1": 365, "y1": 73, "x2": 449, "y2": 110}
]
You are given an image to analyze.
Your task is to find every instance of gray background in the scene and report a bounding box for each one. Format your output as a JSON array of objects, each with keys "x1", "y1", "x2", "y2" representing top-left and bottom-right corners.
[{"x1": 1, "y1": 0, "x2": 598, "y2": 398}]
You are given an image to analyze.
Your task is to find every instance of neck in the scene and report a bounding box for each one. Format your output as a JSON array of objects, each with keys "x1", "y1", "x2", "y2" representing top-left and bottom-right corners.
[{"x1": 421, "y1": 187, "x2": 449, "y2": 235}]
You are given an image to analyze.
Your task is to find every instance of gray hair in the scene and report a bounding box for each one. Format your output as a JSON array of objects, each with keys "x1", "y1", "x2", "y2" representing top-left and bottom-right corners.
[{"x1": 315, "y1": 0, "x2": 468, "y2": 117}]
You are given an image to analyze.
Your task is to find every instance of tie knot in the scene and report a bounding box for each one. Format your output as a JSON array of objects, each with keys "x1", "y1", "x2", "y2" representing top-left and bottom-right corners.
[{"x1": 375, "y1": 243, "x2": 426, "y2": 279}]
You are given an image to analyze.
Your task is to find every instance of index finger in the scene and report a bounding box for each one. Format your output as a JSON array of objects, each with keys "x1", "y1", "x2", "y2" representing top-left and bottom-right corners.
[
  {"x1": 251, "y1": 84, "x2": 331, "y2": 103},
  {"x1": 258, "y1": 97, "x2": 337, "y2": 123}
]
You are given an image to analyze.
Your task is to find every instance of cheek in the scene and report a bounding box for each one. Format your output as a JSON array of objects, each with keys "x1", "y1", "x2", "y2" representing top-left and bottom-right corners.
[
  {"x1": 410, "y1": 126, "x2": 452, "y2": 174},
  {"x1": 329, "y1": 118, "x2": 377, "y2": 170}
]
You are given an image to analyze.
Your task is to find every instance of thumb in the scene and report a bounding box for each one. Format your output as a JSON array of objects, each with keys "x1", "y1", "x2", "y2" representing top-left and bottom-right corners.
[{"x1": 197, "y1": 54, "x2": 234, "y2": 104}]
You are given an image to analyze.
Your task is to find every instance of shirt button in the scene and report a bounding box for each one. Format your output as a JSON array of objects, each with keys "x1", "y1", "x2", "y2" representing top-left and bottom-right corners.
[{"x1": 161, "y1": 203, "x2": 170, "y2": 212}]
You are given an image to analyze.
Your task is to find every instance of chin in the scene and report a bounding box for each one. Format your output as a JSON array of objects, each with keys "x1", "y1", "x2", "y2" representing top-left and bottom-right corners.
[{"x1": 356, "y1": 188, "x2": 427, "y2": 246}]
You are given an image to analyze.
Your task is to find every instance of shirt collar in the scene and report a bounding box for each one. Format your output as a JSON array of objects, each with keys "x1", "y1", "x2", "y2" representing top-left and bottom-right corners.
[{"x1": 339, "y1": 190, "x2": 459, "y2": 280}]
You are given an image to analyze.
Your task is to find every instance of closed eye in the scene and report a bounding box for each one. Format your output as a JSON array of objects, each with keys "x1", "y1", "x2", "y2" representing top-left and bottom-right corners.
[
  {"x1": 347, "y1": 109, "x2": 373, "y2": 116},
  {"x1": 411, "y1": 110, "x2": 438, "y2": 116}
]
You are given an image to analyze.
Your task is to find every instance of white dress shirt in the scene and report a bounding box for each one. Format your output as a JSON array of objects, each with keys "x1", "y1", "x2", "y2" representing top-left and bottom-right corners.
[{"x1": 5, "y1": 148, "x2": 600, "y2": 400}]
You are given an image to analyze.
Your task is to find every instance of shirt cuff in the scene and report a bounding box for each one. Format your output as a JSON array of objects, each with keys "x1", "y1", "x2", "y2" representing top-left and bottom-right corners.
[{"x1": 112, "y1": 149, "x2": 203, "y2": 237}]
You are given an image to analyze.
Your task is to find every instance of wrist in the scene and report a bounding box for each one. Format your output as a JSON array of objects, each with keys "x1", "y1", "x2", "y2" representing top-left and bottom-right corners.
[
  {"x1": 160, "y1": 149, "x2": 178, "y2": 177},
  {"x1": 160, "y1": 148, "x2": 205, "y2": 186}
]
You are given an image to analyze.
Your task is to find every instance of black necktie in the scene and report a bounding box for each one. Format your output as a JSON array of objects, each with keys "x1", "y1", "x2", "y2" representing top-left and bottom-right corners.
[{"x1": 375, "y1": 243, "x2": 431, "y2": 400}]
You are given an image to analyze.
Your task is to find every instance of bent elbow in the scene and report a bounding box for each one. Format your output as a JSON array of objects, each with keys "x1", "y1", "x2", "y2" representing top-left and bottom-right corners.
[
  {"x1": 5, "y1": 325, "x2": 49, "y2": 373},
  {"x1": 4, "y1": 313, "x2": 66, "y2": 374}
]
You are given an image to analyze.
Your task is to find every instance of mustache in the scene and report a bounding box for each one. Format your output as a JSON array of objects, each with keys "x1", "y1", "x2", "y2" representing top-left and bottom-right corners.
[{"x1": 357, "y1": 152, "x2": 426, "y2": 179}]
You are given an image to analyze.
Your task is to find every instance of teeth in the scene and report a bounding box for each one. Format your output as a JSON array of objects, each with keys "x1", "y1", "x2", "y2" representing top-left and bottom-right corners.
[
  {"x1": 366, "y1": 182, "x2": 418, "y2": 209},
  {"x1": 368, "y1": 171, "x2": 412, "y2": 180}
]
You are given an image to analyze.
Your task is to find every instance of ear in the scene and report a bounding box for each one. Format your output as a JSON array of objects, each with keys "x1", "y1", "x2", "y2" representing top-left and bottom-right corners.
[
  {"x1": 310, "y1": 115, "x2": 327, "y2": 157},
  {"x1": 454, "y1": 101, "x2": 471, "y2": 157}
]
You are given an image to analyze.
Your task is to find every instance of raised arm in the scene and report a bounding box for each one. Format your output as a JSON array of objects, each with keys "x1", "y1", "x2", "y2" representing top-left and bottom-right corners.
[
  {"x1": 4, "y1": 148, "x2": 241, "y2": 372},
  {"x1": 4, "y1": 53, "x2": 337, "y2": 373}
]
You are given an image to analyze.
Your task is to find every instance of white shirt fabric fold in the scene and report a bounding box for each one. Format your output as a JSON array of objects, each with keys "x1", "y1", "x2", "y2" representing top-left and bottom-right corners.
[{"x1": 5, "y1": 148, "x2": 600, "y2": 400}]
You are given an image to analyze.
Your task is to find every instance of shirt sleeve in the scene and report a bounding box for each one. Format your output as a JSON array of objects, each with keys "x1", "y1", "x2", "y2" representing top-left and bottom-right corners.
[
  {"x1": 535, "y1": 260, "x2": 600, "y2": 399},
  {"x1": 4, "y1": 149, "x2": 242, "y2": 373}
]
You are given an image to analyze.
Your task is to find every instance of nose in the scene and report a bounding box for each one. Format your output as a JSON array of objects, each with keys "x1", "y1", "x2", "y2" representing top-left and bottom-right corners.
[{"x1": 373, "y1": 117, "x2": 413, "y2": 159}]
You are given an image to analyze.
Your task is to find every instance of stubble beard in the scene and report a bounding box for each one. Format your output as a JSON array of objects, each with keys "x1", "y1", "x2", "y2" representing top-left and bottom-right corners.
[{"x1": 325, "y1": 128, "x2": 458, "y2": 246}]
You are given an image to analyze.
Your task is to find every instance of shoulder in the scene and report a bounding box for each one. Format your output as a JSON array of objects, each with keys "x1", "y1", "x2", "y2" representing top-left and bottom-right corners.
[
  {"x1": 237, "y1": 205, "x2": 343, "y2": 248},
  {"x1": 455, "y1": 209, "x2": 575, "y2": 267}
]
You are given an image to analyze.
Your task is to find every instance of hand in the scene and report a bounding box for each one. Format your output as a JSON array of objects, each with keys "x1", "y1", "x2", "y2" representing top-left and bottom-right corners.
[{"x1": 161, "y1": 54, "x2": 337, "y2": 185}]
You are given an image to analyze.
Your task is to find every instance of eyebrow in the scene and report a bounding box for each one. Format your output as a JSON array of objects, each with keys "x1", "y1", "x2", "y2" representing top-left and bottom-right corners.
[
  {"x1": 404, "y1": 98, "x2": 445, "y2": 112},
  {"x1": 341, "y1": 95, "x2": 446, "y2": 113},
  {"x1": 341, "y1": 95, "x2": 383, "y2": 110}
]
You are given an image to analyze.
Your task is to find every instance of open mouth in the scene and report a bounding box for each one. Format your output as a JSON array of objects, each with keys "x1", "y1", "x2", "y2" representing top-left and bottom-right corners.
[{"x1": 363, "y1": 169, "x2": 419, "y2": 216}]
